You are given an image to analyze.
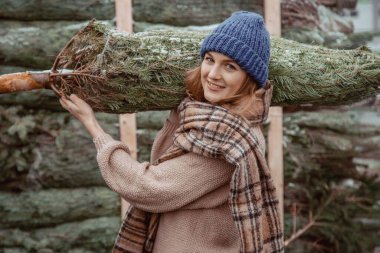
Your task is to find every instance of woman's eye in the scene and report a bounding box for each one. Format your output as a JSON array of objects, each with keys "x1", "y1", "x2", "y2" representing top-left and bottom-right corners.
[
  {"x1": 226, "y1": 64, "x2": 236, "y2": 71},
  {"x1": 204, "y1": 56, "x2": 214, "y2": 63}
]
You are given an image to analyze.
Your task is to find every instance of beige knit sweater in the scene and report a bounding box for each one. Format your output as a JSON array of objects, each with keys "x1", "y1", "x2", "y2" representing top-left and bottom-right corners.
[{"x1": 95, "y1": 110, "x2": 266, "y2": 253}]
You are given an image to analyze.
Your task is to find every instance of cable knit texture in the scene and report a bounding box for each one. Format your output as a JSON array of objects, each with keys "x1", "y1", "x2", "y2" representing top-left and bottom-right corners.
[
  {"x1": 96, "y1": 85, "x2": 283, "y2": 253},
  {"x1": 96, "y1": 111, "x2": 240, "y2": 253},
  {"x1": 200, "y1": 11, "x2": 270, "y2": 87}
]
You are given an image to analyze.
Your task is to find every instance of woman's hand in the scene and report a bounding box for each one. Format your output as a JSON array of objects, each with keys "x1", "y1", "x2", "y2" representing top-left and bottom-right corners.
[
  {"x1": 59, "y1": 94, "x2": 95, "y2": 124},
  {"x1": 59, "y1": 94, "x2": 105, "y2": 138}
]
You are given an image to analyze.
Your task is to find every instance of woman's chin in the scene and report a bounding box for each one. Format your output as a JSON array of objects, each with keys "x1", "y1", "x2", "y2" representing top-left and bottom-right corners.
[{"x1": 204, "y1": 94, "x2": 222, "y2": 104}]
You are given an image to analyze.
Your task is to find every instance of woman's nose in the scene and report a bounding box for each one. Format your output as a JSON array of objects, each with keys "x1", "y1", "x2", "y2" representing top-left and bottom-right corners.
[{"x1": 208, "y1": 65, "x2": 221, "y2": 79}]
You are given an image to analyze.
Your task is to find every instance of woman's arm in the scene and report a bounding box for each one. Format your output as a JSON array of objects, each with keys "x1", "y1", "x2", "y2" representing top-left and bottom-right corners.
[
  {"x1": 95, "y1": 136, "x2": 234, "y2": 213},
  {"x1": 60, "y1": 94, "x2": 233, "y2": 213}
]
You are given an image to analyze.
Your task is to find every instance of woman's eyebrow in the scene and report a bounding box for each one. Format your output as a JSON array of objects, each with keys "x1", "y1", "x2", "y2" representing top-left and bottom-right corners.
[
  {"x1": 206, "y1": 53, "x2": 240, "y2": 67},
  {"x1": 221, "y1": 59, "x2": 239, "y2": 67},
  {"x1": 223, "y1": 59, "x2": 237, "y2": 64},
  {"x1": 207, "y1": 53, "x2": 235, "y2": 63}
]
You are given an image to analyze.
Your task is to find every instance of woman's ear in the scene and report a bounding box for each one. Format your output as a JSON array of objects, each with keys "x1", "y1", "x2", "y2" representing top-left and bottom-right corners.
[
  {"x1": 254, "y1": 81, "x2": 270, "y2": 98},
  {"x1": 254, "y1": 80, "x2": 271, "y2": 100},
  {"x1": 264, "y1": 80, "x2": 271, "y2": 90},
  {"x1": 254, "y1": 87, "x2": 265, "y2": 98}
]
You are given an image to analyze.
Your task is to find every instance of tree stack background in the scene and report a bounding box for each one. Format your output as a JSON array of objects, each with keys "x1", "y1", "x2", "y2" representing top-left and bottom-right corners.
[{"x1": 0, "y1": 0, "x2": 379, "y2": 252}]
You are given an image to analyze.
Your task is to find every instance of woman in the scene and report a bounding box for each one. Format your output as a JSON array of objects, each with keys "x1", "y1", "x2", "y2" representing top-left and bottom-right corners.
[{"x1": 60, "y1": 11, "x2": 284, "y2": 253}]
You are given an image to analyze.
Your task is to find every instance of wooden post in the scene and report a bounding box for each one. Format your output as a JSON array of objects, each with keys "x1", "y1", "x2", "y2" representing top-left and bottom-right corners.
[
  {"x1": 374, "y1": 0, "x2": 380, "y2": 32},
  {"x1": 264, "y1": 0, "x2": 284, "y2": 229},
  {"x1": 115, "y1": 0, "x2": 135, "y2": 218}
]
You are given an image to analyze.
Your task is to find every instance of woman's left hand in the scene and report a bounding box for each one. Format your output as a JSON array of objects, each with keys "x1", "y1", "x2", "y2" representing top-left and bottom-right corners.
[
  {"x1": 59, "y1": 94, "x2": 106, "y2": 139},
  {"x1": 59, "y1": 94, "x2": 96, "y2": 126}
]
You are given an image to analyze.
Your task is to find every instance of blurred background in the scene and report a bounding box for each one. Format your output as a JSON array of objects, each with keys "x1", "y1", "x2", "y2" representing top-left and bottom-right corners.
[
  {"x1": 353, "y1": 0, "x2": 380, "y2": 51},
  {"x1": 0, "y1": 0, "x2": 379, "y2": 253}
]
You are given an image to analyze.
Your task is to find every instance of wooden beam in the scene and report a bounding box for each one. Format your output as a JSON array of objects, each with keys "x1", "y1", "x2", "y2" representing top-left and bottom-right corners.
[
  {"x1": 264, "y1": 0, "x2": 284, "y2": 230},
  {"x1": 115, "y1": 0, "x2": 135, "y2": 218},
  {"x1": 116, "y1": 0, "x2": 133, "y2": 33},
  {"x1": 374, "y1": 0, "x2": 380, "y2": 32},
  {"x1": 264, "y1": 0, "x2": 282, "y2": 36}
]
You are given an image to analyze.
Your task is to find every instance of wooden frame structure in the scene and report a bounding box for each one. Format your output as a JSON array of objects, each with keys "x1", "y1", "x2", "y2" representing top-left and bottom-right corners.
[
  {"x1": 115, "y1": 0, "x2": 135, "y2": 217},
  {"x1": 264, "y1": 0, "x2": 284, "y2": 228}
]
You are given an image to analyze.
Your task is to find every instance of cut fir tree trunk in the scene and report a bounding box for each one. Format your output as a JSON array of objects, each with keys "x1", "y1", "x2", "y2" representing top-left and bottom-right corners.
[
  {"x1": 281, "y1": 0, "x2": 354, "y2": 35},
  {"x1": 0, "y1": 21, "x2": 89, "y2": 69},
  {"x1": 283, "y1": 106, "x2": 380, "y2": 252},
  {"x1": 0, "y1": 216, "x2": 119, "y2": 253},
  {"x1": 0, "y1": 0, "x2": 115, "y2": 21},
  {"x1": 0, "y1": 20, "x2": 379, "y2": 113},
  {"x1": 0, "y1": 187, "x2": 119, "y2": 229},
  {"x1": 317, "y1": 0, "x2": 358, "y2": 9},
  {"x1": 0, "y1": 104, "x2": 165, "y2": 190},
  {"x1": 133, "y1": 0, "x2": 263, "y2": 26},
  {"x1": 0, "y1": 105, "x2": 119, "y2": 190},
  {"x1": 0, "y1": 1, "x2": 348, "y2": 70},
  {"x1": 0, "y1": 90, "x2": 62, "y2": 111},
  {"x1": 284, "y1": 108, "x2": 380, "y2": 174}
]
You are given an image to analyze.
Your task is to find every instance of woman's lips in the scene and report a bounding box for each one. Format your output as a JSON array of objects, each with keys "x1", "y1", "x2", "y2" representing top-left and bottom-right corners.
[{"x1": 207, "y1": 81, "x2": 225, "y2": 91}]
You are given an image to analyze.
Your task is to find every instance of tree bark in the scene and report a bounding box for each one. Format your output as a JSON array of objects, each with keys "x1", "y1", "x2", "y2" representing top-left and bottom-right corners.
[
  {"x1": 133, "y1": 0, "x2": 263, "y2": 26},
  {"x1": 0, "y1": 0, "x2": 115, "y2": 20},
  {"x1": 0, "y1": 2, "x2": 353, "y2": 69},
  {"x1": 0, "y1": 0, "x2": 355, "y2": 27},
  {"x1": 282, "y1": 29, "x2": 379, "y2": 50},
  {"x1": 317, "y1": 0, "x2": 357, "y2": 9},
  {"x1": 0, "y1": 103, "x2": 169, "y2": 189},
  {"x1": 284, "y1": 108, "x2": 380, "y2": 176},
  {"x1": 0, "y1": 65, "x2": 39, "y2": 75},
  {"x1": 317, "y1": 4, "x2": 353, "y2": 34},
  {"x1": 0, "y1": 90, "x2": 62, "y2": 110},
  {"x1": 0, "y1": 187, "x2": 119, "y2": 229},
  {"x1": 0, "y1": 21, "x2": 92, "y2": 69},
  {"x1": 136, "y1": 111, "x2": 170, "y2": 130},
  {"x1": 0, "y1": 216, "x2": 119, "y2": 253},
  {"x1": 0, "y1": 105, "x2": 120, "y2": 190},
  {"x1": 133, "y1": 0, "x2": 354, "y2": 31},
  {"x1": 282, "y1": 106, "x2": 380, "y2": 252},
  {"x1": 281, "y1": 0, "x2": 353, "y2": 35}
]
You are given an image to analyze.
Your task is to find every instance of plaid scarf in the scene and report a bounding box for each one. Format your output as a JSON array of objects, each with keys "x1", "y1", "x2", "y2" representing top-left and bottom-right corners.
[{"x1": 112, "y1": 86, "x2": 284, "y2": 253}]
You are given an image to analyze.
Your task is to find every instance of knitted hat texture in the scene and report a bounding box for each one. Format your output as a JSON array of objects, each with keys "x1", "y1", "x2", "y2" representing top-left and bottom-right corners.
[{"x1": 200, "y1": 11, "x2": 270, "y2": 87}]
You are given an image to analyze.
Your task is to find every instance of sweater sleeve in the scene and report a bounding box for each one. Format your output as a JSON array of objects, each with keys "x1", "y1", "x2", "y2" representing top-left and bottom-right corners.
[{"x1": 94, "y1": 134, "x2": 234, "y2": 213}]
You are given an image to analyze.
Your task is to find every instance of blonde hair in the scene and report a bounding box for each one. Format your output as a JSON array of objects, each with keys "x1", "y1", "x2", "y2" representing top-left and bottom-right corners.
[{"x1": 185, "y1": 65, "x2": 268, "y2": 119}]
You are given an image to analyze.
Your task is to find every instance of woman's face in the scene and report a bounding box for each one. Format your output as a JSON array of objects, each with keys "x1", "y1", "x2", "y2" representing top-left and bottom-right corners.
[{"x1": 201, "y1": 51, "x2": 247, "y2": 104}]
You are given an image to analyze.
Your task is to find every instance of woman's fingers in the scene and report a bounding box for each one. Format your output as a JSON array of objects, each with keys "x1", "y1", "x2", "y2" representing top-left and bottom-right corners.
[
  {"x1": 60, "y1": 95, "x2": 77, "y2": 110},
  {"x1": 59, "y1": 94, "x2": 96, "y2": 129},
  {"x1": 68, "y1": 94, "x2": 91, "y2": 109},
  {"x1": 61, "y1": 94, "x2": 95, "y2": 119},
  {"x1": 69, "y1": 94, "x2": 80, "y2": 104},
  {"x1": 59, "y1": 97, "x2": 70, "y2": 110}
]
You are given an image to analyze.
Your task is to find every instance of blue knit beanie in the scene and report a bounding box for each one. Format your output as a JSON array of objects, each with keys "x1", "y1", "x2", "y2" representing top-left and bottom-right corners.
[{"x1": 200, "y1": 11, "x2": 270, "y2": 88}]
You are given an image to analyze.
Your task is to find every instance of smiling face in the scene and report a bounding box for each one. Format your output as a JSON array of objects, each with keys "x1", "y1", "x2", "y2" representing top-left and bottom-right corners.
[{"x1": 201, "y1": 52, "x2": 248, "y2": 104}]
